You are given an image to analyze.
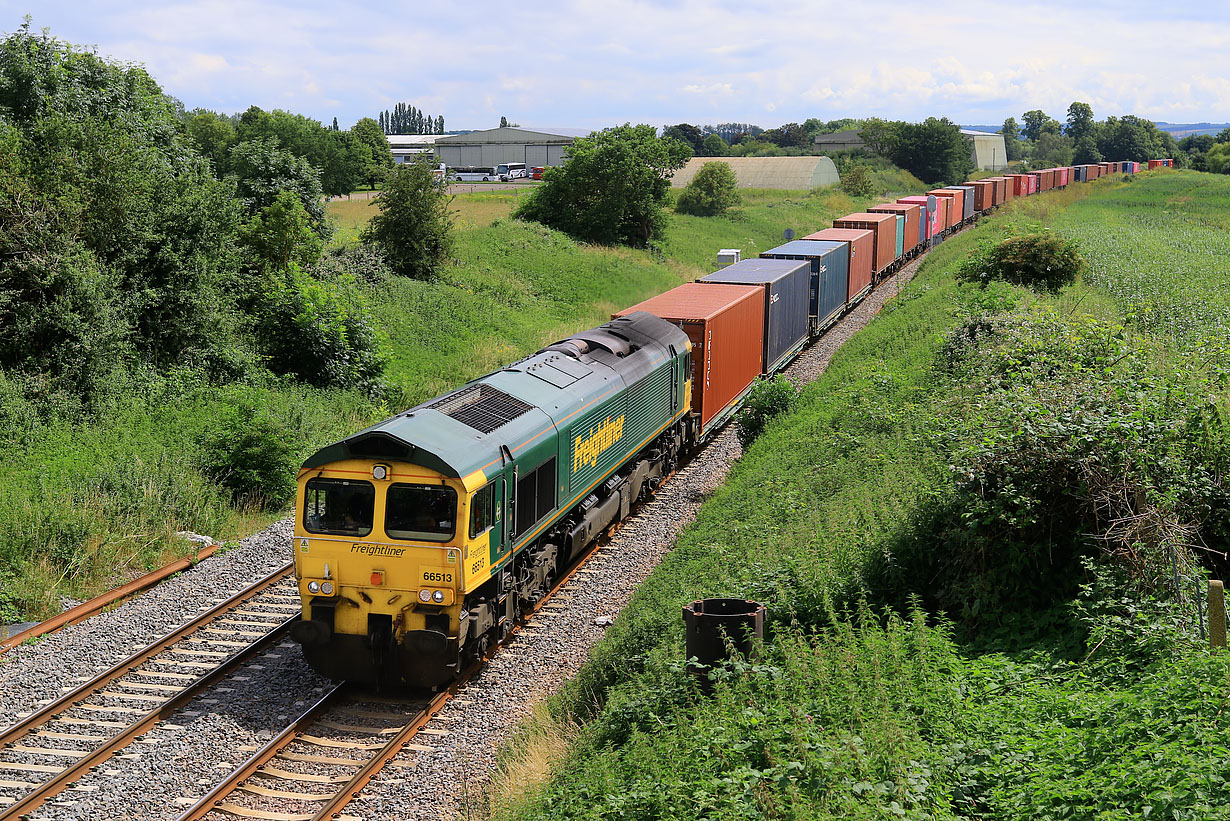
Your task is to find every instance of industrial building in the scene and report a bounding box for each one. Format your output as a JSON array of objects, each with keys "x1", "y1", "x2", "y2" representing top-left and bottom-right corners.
[
  {"x1": 812, "y1": 130, "x2": 867, "y2": 153},
  {"x1": 671, "y1": 157, "x2": 840, "y2": 190},
  {"x1": 960, "y1": 129, "x2": 1008, "y2": 171},
  {"x1": 433, "y1": 127, "x2": 587, "y2": 169},
  {"x1": 386, "y1": 134, "x2": 441, "y2": 164}
]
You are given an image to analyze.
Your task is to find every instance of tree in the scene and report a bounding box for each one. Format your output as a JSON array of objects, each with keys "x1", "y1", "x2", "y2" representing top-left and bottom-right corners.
[
  {"x1": 761, "y1": 122, "x2": 809, "y2": 148},
  {"x1": 1205, "y1": 143, "x2": 1230, "y2": 174},
  {"x1": 868, "y1": 118, "x2": 973, "y2": 185},
  {"x1": 185, "y1": 110, "x2": 237, "y2": 171},
  {"x1": 242, "y1": 191, "x2": 323, "y2": 272},
  {"x1": 331, "y1": 117, "x2": 338, "y2": 131},
  {"x1": 1032, "y1": 132, "x2": 1074, "y2": 167},
  {"x1": 839, "y1": 165, "x2": 875, "y2": 198},
  {"x1": 514, "y1": 124, "x2": 690, "y2": 246},
  {"x1": 500, "y1": 115, "x2": 509, "y2": 128},
  {"x1": 1001, "y1": 117, "x2": 1023, "y2": 161},
  {"x1": 662, "y1": 123, "x2": 704, "y2": 154},
  {"x1": 1097, "y1": 115, "x2": 1170, "y2": 162},
  {"x1": 226, "y1": 138, "x2": 329, "y2": 239},
  {"x1": 361, "y1": 156, "x2": 454, "y2": 280},
  {"x1": 701, "y1": 133, "x2": 727, "y2": 157},
  {"x1": 1021, "y1": 110, "x2": 1062, "y2": 141},
  {"x1": 1066, "y1": 102, "x2": 1095, "y2": 141},
  {"x1": 319, "y1": 130, "x2": 368, "y2": 197},
  {"x1": 1073, "y1": 134, "x2": 1103, "y2": 165},
  {"x1": 675, "y1": 162, "x2": 740, "y2": 216},
  {"x1": 351, "y1": 117, "x2": 393, "y2": 187}
]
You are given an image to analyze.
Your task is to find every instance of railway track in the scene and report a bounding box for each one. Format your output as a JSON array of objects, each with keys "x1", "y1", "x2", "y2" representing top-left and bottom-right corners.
[
  {"x1": 177, "y1": 515, "x2": 613, "y2": 821},
  {"x1": 0, "y1": 562, "x2": 299, "y2": 819}
]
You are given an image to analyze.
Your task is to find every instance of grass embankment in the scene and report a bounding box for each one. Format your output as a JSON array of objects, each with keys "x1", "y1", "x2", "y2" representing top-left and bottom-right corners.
[
  {"x1": 1, "y1": 180, "x2": 927, "y2": 623},
  {"x1": 491, "y1": 171, "x2": 1230, "y2": 820}
]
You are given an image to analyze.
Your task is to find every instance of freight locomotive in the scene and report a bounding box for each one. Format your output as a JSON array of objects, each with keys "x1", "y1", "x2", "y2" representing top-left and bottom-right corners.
[{"x1": 289, "y1": 159, "x2": 1170, "y2": 688}]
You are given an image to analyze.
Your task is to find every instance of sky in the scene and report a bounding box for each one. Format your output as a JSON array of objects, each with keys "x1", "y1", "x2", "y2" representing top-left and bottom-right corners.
[{"x1": 5, "y1": 1, "x2": 1229, "y2": 132}]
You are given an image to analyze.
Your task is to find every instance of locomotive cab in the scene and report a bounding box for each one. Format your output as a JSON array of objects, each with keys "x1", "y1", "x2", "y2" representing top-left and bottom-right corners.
[{"x1": 292, "y1": 458, "x2": 493, "y2": 688}]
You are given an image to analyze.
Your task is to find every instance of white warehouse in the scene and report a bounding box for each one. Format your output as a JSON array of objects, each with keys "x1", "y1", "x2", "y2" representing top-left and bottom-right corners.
[{"x1": 433, "y1": 127, "x2": 587, "y2": 169}]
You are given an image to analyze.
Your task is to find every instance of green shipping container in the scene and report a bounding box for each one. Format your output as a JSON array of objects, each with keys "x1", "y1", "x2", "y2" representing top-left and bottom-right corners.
[{"x1": 893, "y1": 215, "x2": 904, "y2": 260}]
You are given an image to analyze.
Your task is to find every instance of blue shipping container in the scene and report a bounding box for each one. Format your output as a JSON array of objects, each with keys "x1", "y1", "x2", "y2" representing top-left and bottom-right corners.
[
  {"x1": 759, "y1": 240, "x2": 850, "y2": 333},
  {"x1": 699, "y1": 257, "x2": 811, "y2": 373}
]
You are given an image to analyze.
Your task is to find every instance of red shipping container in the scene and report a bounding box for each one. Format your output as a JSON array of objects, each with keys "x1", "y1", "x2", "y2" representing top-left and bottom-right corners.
[
  {"x1": 1006, "y1": 174, "x2": 1029, "y2": 198},
  {"x1": 868, "y1": 202, "x2": 921, "y2": 254},
  {"x1": 832, "y1": 212, "x2": 897, "y2": 275},
  {"x1": 1059, "y1": 167, "x2": 1070, "y2": 186},
  {"x1": 897, "y1": 195, "x2": 940, "y2": 239},
  {"x1": 803, "y1": 228, "x2": 874, "y2": 300},
  {"x1": 615, "y1": 283, "x2": 763, "y2": 432},
  {"x1": 985, "y1": 176, "x2": 1010, "y2": 203},
  {"x1": 929, "y1": 189, "x2": 963, "y2": 226}
]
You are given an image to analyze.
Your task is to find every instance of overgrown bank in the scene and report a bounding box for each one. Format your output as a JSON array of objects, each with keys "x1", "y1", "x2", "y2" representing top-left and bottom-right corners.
[{"x1": 492, "y1": 171, "x2": 1230, "y2": 820}]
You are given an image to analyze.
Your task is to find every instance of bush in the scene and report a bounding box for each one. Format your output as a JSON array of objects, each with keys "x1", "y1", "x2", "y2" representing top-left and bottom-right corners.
[
  {"x1": 839, "y1": 164, "x2": 875, "y2": 197},
  {"x1": 254, "y1": 266, "x2": 387, "y2": 392},
  {"x1": 361, "y1": 156, "x2": 454, "y2": 280},
  {"x1": 735, "y1": 375, "x2": 799, "y2": 449},
  {"x1": 674, "y1": 162, "x2": 740, "y2": 216},
  {"x1": 196, "y1": 389, "x2": 297, "y2": 509},
  {"x1": 308, "y1": 243, "x2": 393, "y2": 285},
  {"x1": 956, "y1": 233, "x2": 1084, "y2": 293}
]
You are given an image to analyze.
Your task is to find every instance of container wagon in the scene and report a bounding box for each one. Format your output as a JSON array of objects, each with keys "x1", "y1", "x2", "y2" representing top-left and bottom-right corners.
[
  {"x1": 831, "y1": 213, "x2": 898, "y2": 277},
  {"x1": 801, "y1": 229, "x2": 874, "y2": 302},
  {"x1": 759, "y1": 240, "x2": 851, "y2": 335},
  {"x1": 698, "y1": 257, "x2": 811, "y2": 374}
]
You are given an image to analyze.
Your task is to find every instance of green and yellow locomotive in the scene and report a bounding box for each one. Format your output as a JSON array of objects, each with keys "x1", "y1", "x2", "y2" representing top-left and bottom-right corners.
[{"x1": 290, "y1": 312, "x2": 693, "y2": 687}]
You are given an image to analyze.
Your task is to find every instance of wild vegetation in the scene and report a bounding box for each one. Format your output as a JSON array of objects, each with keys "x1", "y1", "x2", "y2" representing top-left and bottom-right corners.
[
  {"x1": 490, "y1": 171, "x2": 1230, "y2": 820},
  {"x1": 0, "y1": 24, "x2": 931, "y2": 622}
]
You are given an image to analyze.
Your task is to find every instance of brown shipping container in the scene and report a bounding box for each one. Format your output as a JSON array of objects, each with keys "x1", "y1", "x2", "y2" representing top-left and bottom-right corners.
[
  {"x1": 803, "y1": 228, "x2": 874, "y2": 299},
  {"x1": 867, "y1": 203, "x2": 920, "y2": 254},
  {"x1": 980, "y1": 178, "x2": 1002, "y2": 206},
  {"x1": 615, "y1": 283, "x2": 764, "y2": 432},
  {"x1": 997, "y1": 176, "x2": 1011, "y2": 202},
  {"x1": 964, "y1": 181, "x2": 994, "y2": 212},
  {"x1": 929, "y1": 189, "x2": 963, "y2": 226},
  {"x1": 832, "y1": 212, "x2": 897, "y2": 274}
]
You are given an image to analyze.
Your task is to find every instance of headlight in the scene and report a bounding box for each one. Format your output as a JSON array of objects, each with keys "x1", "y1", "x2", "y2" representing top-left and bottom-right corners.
[
  {"x1": 308, "y1": 581, "x2": 320, "y2": 594},
  {"x1": 432, "y1": 590, "x2": 445, "y2": 603},
  {"x1": 419, "y1": 589, "x2": 432, "y2": 603},
  {"x1": 320, "y1": 581, "x2": 335, "y2": 595},
  {"x1": 372, "y1": 465, "x2": 388, "y2": 480}
]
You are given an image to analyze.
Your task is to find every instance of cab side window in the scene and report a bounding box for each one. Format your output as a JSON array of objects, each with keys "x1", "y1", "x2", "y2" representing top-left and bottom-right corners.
[{"x1": 469, "y1": 482, "x2": 495, "y2": 539}]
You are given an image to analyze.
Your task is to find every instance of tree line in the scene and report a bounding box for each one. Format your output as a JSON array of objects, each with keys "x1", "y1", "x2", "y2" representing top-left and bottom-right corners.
[
  {"x1": 661, "y1": 118, "x2": 863, "y2": 158},
  {"x1": 998, "y1": 103, "x2": 1179, "y2": 167},
  {"x1": 378, "y1": 103, "x2": 444, "y2": 135}
]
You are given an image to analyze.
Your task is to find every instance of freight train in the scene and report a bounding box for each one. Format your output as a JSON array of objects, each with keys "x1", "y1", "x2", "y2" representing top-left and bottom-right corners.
[{"x1": 289, "y1": 159, "x2": 1170, "y2": 688}]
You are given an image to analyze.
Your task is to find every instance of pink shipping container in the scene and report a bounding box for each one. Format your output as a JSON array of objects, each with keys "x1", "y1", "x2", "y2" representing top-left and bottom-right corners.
[
  {"x1": 615, "y1": 283, "x2": 764, "y2": 433},
  {"x1": 1059, "y1": 167, "x2": 1070, "y2": 186},
  {"x1": 897, "y1": 195, "x2": 940, "y2": 240}
]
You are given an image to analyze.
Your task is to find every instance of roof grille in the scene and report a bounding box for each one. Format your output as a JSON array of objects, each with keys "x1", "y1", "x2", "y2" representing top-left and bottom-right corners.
[{"x1": 429, "y1": 384, "x2": 533, "y2": 434}]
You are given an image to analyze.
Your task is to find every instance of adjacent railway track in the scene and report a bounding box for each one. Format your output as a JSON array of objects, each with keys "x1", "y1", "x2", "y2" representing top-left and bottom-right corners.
[
  {"x1": 177, "y1": 513, "x2": 614, "y2": 821},
  {"x1": 0, "y1": 562, "x2": 298, "y2": 819}
]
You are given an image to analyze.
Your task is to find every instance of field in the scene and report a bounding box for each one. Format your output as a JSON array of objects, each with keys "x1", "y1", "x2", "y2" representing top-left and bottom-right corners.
[
  {"x1": 490, "y1": 171, "x2": 1230, "y2": 820},
  {"x1": 0, "y1": 178, "x2": 927, "y2": 623}
]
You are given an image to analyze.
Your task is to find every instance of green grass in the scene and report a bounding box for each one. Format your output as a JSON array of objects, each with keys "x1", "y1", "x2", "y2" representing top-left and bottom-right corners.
[
  {"x1": 490, "y1": 170, "x2": 1230, "y2": 821},
  {"x1": 5, "y1": 179, "x2": 947, "y2": 621}
]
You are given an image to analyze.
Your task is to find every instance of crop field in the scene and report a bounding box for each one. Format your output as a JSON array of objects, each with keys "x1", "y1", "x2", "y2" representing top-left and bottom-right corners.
[{"x1": 492, "y1": 170, "x2": 1230, "y2": 820}]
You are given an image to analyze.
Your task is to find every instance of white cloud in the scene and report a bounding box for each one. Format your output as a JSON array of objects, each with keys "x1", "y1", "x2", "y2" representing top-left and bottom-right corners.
[{"x1": 6, "y1": 0, "x2": 1229, "y2": 129}]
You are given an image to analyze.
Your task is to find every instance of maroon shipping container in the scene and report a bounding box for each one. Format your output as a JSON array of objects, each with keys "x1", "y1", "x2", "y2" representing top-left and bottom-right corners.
[
  {"x1": 963, "y1": 180, "x2": 994, "y2": 212},
  {"x1": 929, "y1": 189, "x2": 963, "y2": 226},
  {"x1": 980, "y1": 177, "x2": 1005, "y2": 205},
  {"x1": 832, "y1": 212, "x2": 897, "y2": 274},
  {"x1": 615, "y1": 283, "x2": 764, "y2": 433},
  {"x1": 803, "y1": 228, "x2": 874, "y2": 299},
  {"x1": 867, "y1": 202, "x2": 921, "y2": 254}
]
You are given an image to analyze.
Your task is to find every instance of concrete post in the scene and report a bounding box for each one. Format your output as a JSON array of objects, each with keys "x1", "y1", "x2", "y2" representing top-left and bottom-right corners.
[{"x1": 1210, "y1": 580, "x2": 1226, "y2": 649}]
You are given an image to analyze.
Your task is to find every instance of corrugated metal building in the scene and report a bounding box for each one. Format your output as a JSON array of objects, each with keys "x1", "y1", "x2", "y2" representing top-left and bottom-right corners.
[
  {"x1": 434, "y1": 127, "x2": 587, "y2": 169},
  {"x1": 961, "y1": 129, "x2": 1008, "y2": 171},
  {"x1": 387, "y1": 134, "x2": 441, "y2": 164},
  {"x1": 671, "y1": 157, "x2": 840, "y2": 190}
]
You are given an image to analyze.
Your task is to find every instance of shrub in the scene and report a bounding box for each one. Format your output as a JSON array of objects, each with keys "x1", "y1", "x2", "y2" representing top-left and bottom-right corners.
[
  {"x1": 839, "y1": 164, "x2": 875, "y2": 197},
  {"x1": 361, "y1": 156, "x2": 454, "y2": 280},
  {"x1": 735, "y1": 375, "x2": 799, "y2": 449},
  {"x1": 674, "y1": 161, "x2": 740, "y2": 216},
  {"x1": 196, "y1": 389, "x2": 297, "y2": 509},
  {"x1": 956, "y1": 233, "x2": 1084, "y2": 293},
  {"x1": 308, "y1": 243, "x2": 393, "y2": 285},
  {"x1": 254, "y1": 266, "x2": 387, "y2": 392}
]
